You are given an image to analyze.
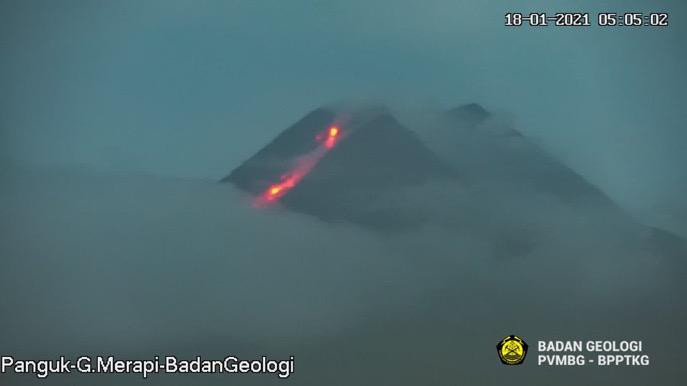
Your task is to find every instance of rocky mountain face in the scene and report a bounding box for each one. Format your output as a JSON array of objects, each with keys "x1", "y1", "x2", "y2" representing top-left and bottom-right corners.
[
  {"x1": 436, "y1": 103, "x2": 621, "y2": 208},
  {"x1": 223, "y1": 103, "x2": 685, "y2": 263},
  {"x1": 223, "y1": 106, "x2": 457, "y2": 228}
]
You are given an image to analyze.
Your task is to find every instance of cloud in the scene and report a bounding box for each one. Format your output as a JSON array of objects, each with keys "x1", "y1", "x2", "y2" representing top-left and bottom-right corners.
[{"x1": 1, "y1": 167, "x2": 683, "y2": 385}]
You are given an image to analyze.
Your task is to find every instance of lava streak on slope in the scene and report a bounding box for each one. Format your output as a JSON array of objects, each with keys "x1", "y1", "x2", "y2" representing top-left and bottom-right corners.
[
  {"x1": 324, "y1": 126, "x2": 339, "y2": 149},
  {"x1": 258, "y1": 125, "x2": 342, "y2": 204}
]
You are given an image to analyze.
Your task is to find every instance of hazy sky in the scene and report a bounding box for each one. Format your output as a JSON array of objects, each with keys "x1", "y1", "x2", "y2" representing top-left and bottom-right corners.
[{"x1": 1, "y1": 0, "x2": 685, "y2": 213}]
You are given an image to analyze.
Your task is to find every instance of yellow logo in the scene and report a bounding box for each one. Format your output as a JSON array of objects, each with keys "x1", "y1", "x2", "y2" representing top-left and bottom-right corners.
[{"x1": 496, "y1": 335, "x2": 528, "y2": 365}]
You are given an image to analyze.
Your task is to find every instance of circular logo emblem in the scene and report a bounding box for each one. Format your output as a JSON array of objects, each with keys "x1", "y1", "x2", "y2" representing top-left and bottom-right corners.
[{"x1": 496, "y1": 335, "x2": 528, "y2": 365}]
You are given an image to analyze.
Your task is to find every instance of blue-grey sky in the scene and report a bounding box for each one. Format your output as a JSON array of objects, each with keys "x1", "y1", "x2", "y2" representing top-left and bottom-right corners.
[{"x1": 1, "y1": 0, "x2": 685, "y2": 214}]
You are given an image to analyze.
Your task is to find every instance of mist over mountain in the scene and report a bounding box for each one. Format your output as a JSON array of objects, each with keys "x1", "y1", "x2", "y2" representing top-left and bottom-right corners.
[
  {"x1": 1, "y1": 101, "x2": 685, "y2": 385},
  {"x1": 1, "y1": 1, "x2": 686, "y2": 385},
  {"x1": 224, "y1": 103, "x2": 685, "y2": 260},
  {"x1": 2, "y1": 158, "x2": 685, "y2": 386}
]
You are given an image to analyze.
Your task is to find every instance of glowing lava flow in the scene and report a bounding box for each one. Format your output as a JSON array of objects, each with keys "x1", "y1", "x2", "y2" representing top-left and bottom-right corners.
[
  {"x1": 259, "y1": 125, "x2": 341, "y2": 204},
  {"x1": 324, "y1": 126, "x2": 339, "y2": 149},
  {"x1": 261, "y1": 161, "x2": 314, "y2": 202}
]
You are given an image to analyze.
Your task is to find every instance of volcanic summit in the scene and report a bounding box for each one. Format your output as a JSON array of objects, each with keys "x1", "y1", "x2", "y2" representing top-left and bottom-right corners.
[{"x1": 223, "y1": 106, "x2": 457, "y2": 228}]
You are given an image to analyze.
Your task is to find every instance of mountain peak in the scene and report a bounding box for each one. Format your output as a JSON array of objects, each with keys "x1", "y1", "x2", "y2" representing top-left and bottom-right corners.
[
  {"x1": 446, "y1": 103, "x2": 490, "y2": 126},
  {"x1": 223, "y1": 105, "x2": 456, "y2": 228}
]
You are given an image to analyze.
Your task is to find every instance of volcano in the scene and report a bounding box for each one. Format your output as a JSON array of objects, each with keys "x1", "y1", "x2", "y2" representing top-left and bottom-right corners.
[
  {"x1": 223, "y1": 102, "x2": 686, "y2": 263},
  {"x1": 222, "y1": 106, "x2": 457, "y2": 228},
  {"x1": 439, "y1": 103, "x2": 620, "y2": 207},
  {"x1": 435, "y1": 103, "x2": 687, "y2": 260}
]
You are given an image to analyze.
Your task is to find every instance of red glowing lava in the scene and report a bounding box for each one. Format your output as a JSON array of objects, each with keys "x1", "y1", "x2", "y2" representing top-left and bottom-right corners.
[{"x1": 259, "y1": 124, "x2": 343, "y2": 204}]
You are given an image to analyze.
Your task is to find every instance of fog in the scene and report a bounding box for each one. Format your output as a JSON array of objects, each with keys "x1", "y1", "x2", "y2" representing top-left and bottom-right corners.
[
  {"x1": 1, "y1": 162, "x2": 685, "y2": 385},
  {"x1": 1, "y1": 0, "x2": 686, "y2": 385}
]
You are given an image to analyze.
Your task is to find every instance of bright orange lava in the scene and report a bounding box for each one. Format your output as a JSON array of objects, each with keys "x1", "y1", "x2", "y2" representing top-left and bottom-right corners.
[
  {"x1": 324, "y1": 126, "x2": 339, "y2": 149},
  {"x1": 265, "y1": 175, "x2": 298, "y2": 201},
  {"x1": 259, "y1": 124, "x2": 342, "y2": 204}
]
